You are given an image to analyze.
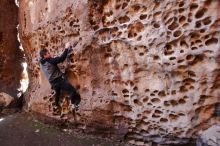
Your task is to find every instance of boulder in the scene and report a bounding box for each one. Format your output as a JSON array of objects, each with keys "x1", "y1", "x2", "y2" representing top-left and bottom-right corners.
[{"x1": 0, "y1": 92, "x2": 14, "y2": 108}]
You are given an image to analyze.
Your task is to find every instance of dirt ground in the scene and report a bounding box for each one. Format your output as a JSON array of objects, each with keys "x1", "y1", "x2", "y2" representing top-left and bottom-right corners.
[{"x1": 0, "y1": 112, "x2": 129, "y2": 146}]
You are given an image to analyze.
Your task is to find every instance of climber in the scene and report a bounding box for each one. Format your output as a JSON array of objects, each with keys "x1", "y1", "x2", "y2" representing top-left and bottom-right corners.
[{"x1": 39, "y1": 42, "x2": 81, "y2": 110}]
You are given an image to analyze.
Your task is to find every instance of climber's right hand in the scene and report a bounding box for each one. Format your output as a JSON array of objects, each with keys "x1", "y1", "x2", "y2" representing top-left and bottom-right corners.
[{"x1": 65, "y1": 42, "x2": 70, "y2": 48}]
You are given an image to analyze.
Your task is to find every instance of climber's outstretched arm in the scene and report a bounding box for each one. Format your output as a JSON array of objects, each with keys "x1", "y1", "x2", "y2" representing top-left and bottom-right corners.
[{"x1": 48, "y1": 49, "x2": 69, "y2": 64}]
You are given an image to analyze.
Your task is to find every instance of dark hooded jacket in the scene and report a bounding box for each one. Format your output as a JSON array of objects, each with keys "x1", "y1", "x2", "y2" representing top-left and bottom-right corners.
[{"x1": 40, "y1": 49, "x2": 69, "y2": 83}]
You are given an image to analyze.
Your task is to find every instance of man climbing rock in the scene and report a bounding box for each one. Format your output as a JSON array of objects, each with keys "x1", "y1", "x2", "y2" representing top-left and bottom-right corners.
[{"x1": 39, "y1": 42, "x2": 81, "y2": 111}]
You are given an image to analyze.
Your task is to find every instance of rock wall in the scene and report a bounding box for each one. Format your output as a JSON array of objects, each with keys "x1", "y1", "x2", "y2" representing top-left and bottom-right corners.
[
  {"x1": 0, "y1": 0, "x2": 23, "y2": 98},
  {"x1": 19, "y1": 0, "x2": 220, "y2": 145}
]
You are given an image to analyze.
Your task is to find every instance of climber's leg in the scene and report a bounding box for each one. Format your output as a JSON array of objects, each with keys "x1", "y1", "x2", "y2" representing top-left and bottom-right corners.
[{"x1": 60, "y1": 78, "x2": 81, "y2": 106}]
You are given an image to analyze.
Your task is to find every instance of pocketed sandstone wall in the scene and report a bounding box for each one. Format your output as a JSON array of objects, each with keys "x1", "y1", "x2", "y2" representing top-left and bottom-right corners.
[{"x1": 19, "y1": 0, "x2": 220, "y2": 145}]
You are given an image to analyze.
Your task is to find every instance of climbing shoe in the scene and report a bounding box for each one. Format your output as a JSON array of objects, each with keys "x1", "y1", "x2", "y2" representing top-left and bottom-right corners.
[{"x1": 70, "y1": 104, "x2": 79, "y2": 111}]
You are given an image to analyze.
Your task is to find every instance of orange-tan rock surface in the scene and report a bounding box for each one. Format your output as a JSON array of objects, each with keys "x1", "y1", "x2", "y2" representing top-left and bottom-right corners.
[
  {"x1": 19, "y1": 0, "x2": 220, "y2": 145},
  {"x1": 0, "y1": 0, "x2": 23, "y2": 98}
]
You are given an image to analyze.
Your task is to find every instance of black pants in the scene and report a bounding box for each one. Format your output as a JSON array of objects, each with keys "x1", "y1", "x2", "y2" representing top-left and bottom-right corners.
[{"x1": 51, "y1": 76, "x2": 81, "y2": 106}]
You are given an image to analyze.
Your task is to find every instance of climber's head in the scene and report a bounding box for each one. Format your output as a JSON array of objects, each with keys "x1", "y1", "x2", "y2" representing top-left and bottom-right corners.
[{"x1": 40, "y1": 49, "x2": 51, "y2": 59}]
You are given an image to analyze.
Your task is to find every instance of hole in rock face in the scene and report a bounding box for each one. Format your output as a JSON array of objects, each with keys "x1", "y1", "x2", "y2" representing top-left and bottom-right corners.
[
  {"x1": 124, "y1": 95, "x2": 129, "y2": 98},
  {"x1": 186, "y1": 54, "x2": 194, "y2": 60},
  {"x1": 195, "y1": 8, "x2": 207, "y2": 19},
  {"x1": 140, "y1": 14, "x2": 147, "y2": 20},
  {"x1": 179, "y1": 1, "x2": 184, "y2": 7},
  {"x1": 178, "y1": 8, "x2": 185, "y2": 13},
  {"x1": 200, "y1": 29, "x2": 206, "y2": 33},
  {"x1": 190, "y1": 3, "x2": 199, "y2": 11},
  {"x1": 134, "y1": 99, "x2": 142, "y2": 105},
  {"x1": 153, "y1": 55, "x2": 159, "y2": 60},
  {"x1": 164, "y1": 101, "x2": 170, "y2": 106},
  {"x1": 160, "y1": 118, "x2": 168, "y2": 123},
  {"x1": 151, "y1": 98, "x2": 161, "y2": 103},
  {"x1": 190, "y1": 32, "x2": 200, "y2": 39},
  {"x1": 143, "y1": 96, "x2": 149, "y2": 102},
  {"x1": 138, "y1": 52, "x2": 144, "y2": 56},
  {"x1": 128, "y1": 21, "x2": 144, "y2": 34},
  {"x1": 196, "y1": 21, "x2": 201, "y2": 28},
  {"x1": 131, "y1": 4, "x2": 141, "y2": 12},
  {"x1": 165, "y1": 44, "x2": 172, "y2": 51},
  {"x1": 195, "y1": 40, "x2": 202, "y2": 44},
  {"x1": 122, "y1": 2, "x2": 128, "y2": 9},
  {"x1": 165, "y1": 17, "x2": 174, "y2": 25},
  {"x1": 187, "y1": 71, "x2": 196, "y2": 77},
  {"x1": 150, "y1": 93, "x2": 155, "y2": 96},
  {"x1": 153, "y1": 90, "x2": 158, "y2": 93},
  {"x1": 118, "y1": 15, "x2": 130, "y2": 24},
  {"x1": 154, "y1": 11, "x2": 161, "y2": 18},
  {"x1": 198, "y1": 95, "x2": 208, "y2": 104},
  {"x1": 133, "y1": 86, "x2": 138, "y2": 91},
  {"x1": 169, "y1": 57, "x2": 176, "y2": 60},
  {"x1": 122, "y1": 89, "x2": 129, "y2": 94},
  {"x1": 137, "y1": 36, "x2": 142, "y2": 41},
  {"x1": 154, "y1": 110, "x2": 163, "y2": 116},
  {"x1": 191, "y1": 47, "x2": 198, "y2": 50},
  {"x1": 204, "y1": 0, "x2": 212, "y2": 6},
  {"x1": 177, "y1": 59, "x2": 184, "y2": 63},
  {"x1": 168, "y1": 21, "x2": 179, "y2": 30},
  {"x1": 169, "y1": 114, "x2": 179, "y2": 120},
  {"x1": 115, "y1": 4, "x2": 121, "y2": 10},
  {"x1": 180, "y1": 40, "x2": 189, "y2": 48},
  {"x1": 205, "y1": 38, "x2": 218, "y2": 46},
  {"x1": 164, "y1": 44, "x2": 174, "y2": 55},
  {"x1": 189, "y1": 54, "x2": 204, "y2": 66},
  {"x1": 173, "y1": 30, "x2": 182, "y2": 37},
  {"x1": 182, "y1": 23, "x2": 189, "y2": 29},
  {"x1": 179, "y1": 99, "x2": 186, "y2": 104},
  {"x1": 153, "y1": 23, "x2": 160, "y2": 28},
  {"x1": 145, "y1": 89, "x2": 150, "y2": 92},
  {"x1": 152, "y1": 113, "x2": 160, "y2": 118},
  {"x1": 69, "y1": 21, "x2": 74, "y2": 27},
  {"x1": 171, "y1": 90, "x2": 176, "y2": 95},
  {"x1": 203, "y1": 17, "x2": 212, "y2": 25},
  {"x1": 158, "y1": 90, "x2": 166, "y2": 97},
  {"x1": 179, "y1": 16, "x2": 186, "y2": 24},
  {"x1": 170, "y1": 100, "x2": 178, "y2": 106}
]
